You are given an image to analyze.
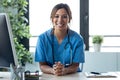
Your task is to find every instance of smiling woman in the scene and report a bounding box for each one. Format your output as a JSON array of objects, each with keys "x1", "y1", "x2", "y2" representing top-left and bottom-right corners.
[
  {"x1": 34, "y1": 3, "x2": 85, "y2": 76},
  {"x1": 29, "y1": 0, "x2": 80, "y2": 52}
]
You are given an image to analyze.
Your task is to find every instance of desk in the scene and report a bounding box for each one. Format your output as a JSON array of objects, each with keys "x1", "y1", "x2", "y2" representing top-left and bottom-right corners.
[
  {"x1": 40, "y1": 73, "x2": 86, "y2": 80},
  {"x1": 40, "y1": 72, "x2": 120, "y2": 80},
  {"x1": 0, "y1": 72, "x2": 120, "y2": 80},
  {"x1": 0, "y1": 72, "x2": 10, "y2": 80}
]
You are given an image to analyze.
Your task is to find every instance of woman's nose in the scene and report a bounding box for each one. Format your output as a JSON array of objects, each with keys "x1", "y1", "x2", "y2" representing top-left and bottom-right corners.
[{"x1": 58, "y1": 16, "x2": 63, "y2": 22}]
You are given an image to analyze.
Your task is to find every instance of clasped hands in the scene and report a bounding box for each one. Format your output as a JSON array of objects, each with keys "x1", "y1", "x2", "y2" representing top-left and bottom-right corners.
[{"x1": 52, "y1": 61, "x2": 66, "y2": 76}]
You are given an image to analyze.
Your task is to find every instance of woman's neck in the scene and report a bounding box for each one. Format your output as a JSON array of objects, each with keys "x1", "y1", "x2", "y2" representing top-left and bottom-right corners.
[{"x1": 54, "y1": 29, "x2": 67, "y2": 44}]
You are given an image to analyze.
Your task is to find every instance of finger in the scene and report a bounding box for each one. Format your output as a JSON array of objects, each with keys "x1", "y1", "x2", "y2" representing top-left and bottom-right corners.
[
  {"x1": 55, "y1": 66, "x2": 63, "y2": 70},
  {"x1": 52, "y1": 68, "x2": 56, "y2": 75},
  {"x1": 55, "y1": 70, "x2": 63, "y2": 76},
  {"x1": 54, "y1": 70, "x2": 62, "y2": 76},
  {"x1": 56, "y1": 63, "x2": 63, "y2": 67}
]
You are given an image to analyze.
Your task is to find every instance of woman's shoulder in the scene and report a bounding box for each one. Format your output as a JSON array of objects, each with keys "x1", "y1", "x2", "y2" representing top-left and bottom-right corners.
[{"x1": 69, "y1": 29, "x2": 83, "y2": 40}]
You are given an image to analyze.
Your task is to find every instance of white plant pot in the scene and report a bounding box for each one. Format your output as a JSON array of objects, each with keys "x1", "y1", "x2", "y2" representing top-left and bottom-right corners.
[{"x1": 93, "y1": 44, "x2": 101, "y2": 52}]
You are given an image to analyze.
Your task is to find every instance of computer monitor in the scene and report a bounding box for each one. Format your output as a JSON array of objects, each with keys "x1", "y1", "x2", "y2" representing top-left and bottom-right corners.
[{"x1": 0, "y1": 13, "x2": 18, "y2": 69}]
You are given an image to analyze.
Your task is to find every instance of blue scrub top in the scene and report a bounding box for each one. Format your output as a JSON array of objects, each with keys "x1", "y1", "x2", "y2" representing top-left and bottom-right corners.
[{"x1": 35, "y1": 28, "x2": 85, "y2": 71}]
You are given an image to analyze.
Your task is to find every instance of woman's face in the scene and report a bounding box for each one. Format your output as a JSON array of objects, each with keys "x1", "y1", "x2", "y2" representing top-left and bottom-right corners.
[{"x1": 52, "y1": 8, "x2": 70, "y2": 31}]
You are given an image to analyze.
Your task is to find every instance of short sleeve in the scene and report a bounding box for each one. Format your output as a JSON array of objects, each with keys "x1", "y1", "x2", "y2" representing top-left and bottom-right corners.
[
  {"x1": 73, "y1": 38, "x2": 85, "y2": 63},
  {"x1": 35, "y1": 36, "x2": 46, "y2": 62}
]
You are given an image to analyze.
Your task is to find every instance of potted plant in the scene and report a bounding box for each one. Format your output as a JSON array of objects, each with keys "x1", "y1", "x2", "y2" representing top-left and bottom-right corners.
[
  {"x1": 92, "y1": 35, "x2": 103, "y2": 52},
  {"x1": 0, "y1": 0, "x2": 33, "y2": 65}
]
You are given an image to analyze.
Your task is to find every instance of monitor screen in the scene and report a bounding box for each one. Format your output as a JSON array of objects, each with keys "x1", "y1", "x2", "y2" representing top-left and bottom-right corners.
[{"x1": 0, "y1": 13, "x2": 18, "y2": 69}]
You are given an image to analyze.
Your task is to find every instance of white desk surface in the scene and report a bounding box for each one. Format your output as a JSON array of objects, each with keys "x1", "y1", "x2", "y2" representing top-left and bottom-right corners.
[
  {"x1": 0, "y1": 72, "x2": 10, "y2": 80},
  {"x1": 0, "y1": 72, "x2": 120, "y2": 80},
  {"x1": 40, "y1": 72, "x2": 120, "y2": 80}
]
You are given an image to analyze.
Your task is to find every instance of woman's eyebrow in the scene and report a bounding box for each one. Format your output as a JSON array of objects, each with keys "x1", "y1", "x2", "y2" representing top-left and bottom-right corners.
[{"x1": 55, "y1": 13, "x2": 68, "y2": 15}]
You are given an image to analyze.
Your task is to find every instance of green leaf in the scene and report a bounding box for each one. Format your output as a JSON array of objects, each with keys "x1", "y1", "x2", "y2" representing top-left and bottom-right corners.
[{"x1": 0, "y1": 0, "x2": 33, "y2": 65}]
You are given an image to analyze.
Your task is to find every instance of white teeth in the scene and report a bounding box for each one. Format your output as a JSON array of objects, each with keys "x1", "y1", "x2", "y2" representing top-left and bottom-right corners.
[{"x1": 57, "y1": 24, "x2": 63, "y2": 26}]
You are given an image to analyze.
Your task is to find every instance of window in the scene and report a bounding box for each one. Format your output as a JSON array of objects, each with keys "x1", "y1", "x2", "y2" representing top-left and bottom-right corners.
[
  {"x1": 29, "y1": 0, "x2": 80, "y2": 52},
  {"x1": 89, "y1": 0, "x2": 120, "y2": 52}
]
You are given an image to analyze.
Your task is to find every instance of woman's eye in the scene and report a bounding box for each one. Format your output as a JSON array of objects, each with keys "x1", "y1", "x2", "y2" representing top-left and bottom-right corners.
[
  {"x1": 54, "y1": 15, "x2": 68, "y2": 19},
  {"x1": 54, "y1": 16, "x2": 59, "y2": 18},
  {"x1": 63, "y1": 15, "x2": 68, "y2": 18}
]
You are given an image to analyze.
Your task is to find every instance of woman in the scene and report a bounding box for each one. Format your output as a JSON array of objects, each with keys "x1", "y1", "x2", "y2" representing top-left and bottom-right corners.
[{"x1": 35, "y1": 3, "x2": 85, "y2": 76}]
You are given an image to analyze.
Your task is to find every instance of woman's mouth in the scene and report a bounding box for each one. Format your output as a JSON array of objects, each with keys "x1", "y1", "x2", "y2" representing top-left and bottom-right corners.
[{"x1": 57, "y1": 23, "x2": 64, "y2": 27}]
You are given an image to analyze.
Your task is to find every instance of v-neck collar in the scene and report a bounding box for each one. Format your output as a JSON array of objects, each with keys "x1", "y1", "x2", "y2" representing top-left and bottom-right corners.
[
  {"x1": 53, "y1": 34, "x2": 68, "y2": 46},
  {"x1": 49, "y1": 28, "x2": 70, "y2": 47}
]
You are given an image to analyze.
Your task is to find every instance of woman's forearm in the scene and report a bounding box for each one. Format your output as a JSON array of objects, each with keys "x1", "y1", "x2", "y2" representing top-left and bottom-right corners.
[
  {"x1": 39, "y1": 62, "x2": 79, "y2": 75},
  {"x1": 63, "y1": 63, "x2": 79, "y2": 75},
  {"x1": 39, "y1": 63, "x2": 54, "y2": 74}
]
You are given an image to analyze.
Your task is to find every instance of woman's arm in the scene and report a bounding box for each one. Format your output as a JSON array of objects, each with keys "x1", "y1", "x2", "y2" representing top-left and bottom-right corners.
[
  {"x1": 63, "y1": 63, "x2": 79, "y2": 75},
  {"x1": 39, "y1": 62, "x2": 54, "y2": 74},
  {"x1": 39, "y1": 62, "x2": 79, "y2": 76}
]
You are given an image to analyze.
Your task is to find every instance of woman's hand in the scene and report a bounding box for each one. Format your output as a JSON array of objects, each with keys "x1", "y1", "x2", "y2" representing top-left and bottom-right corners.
[
  {"x1": 40, "y1": 61, "x2": 79, "y2": 76},
  {"x1": 53, "y1": 62, "x2": 65, "y2": 76},
  {"x1": 53, "y1": 62, "x2": 79, "y2": 76}
]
